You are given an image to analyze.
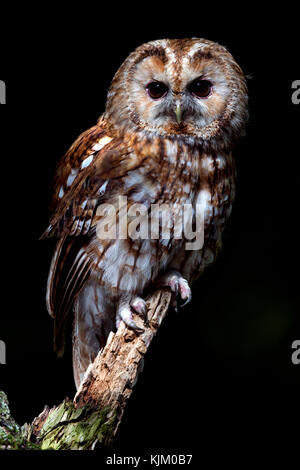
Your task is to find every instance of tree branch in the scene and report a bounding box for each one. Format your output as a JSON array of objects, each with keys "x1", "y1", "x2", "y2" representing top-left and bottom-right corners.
[{"x1": 0, "y1": 289, "x2": 171, "y2": 450}]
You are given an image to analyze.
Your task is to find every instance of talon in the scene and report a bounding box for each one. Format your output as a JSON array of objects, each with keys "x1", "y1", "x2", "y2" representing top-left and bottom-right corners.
[
  {"x1": 178, "y1": 278, "x2": 192, "y2": 306},
  {"x1": 131, "y1": 296, "x2": 149, "y2": 325},
  {"x1": 157, "y1": 270, "x2": 192, "y2": 310},
  {"x1": 131, "y1": 297, "x2": 147, "y2": 318},
  {"x1": 116, "y1": 305, "x2": 144, "y2": 333}
]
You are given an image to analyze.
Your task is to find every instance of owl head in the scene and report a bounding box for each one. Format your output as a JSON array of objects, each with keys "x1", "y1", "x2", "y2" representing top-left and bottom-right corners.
[{"x1": 104, "y1": 38, "x2": 248, "y2": 149}]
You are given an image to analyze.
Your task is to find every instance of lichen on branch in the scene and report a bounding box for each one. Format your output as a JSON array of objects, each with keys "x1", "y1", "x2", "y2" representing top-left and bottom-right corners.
[{"x1": 0, "y1": 288, "x2": 171, "y2": 450}]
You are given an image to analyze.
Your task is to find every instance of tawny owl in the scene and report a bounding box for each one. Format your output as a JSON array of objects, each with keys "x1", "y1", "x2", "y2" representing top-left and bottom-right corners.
[{"x1": 42, "y1": 38, "x2": 248, "y2": 389}]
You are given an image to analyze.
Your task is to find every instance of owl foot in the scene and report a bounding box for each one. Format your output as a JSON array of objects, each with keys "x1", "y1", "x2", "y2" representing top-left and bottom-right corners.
[
  {"x1": 157, "y1": 270, "x2": 192, "y2": 311},
  {"x1": 116, "y1": 296, "x2": 147, "y2": 332}
]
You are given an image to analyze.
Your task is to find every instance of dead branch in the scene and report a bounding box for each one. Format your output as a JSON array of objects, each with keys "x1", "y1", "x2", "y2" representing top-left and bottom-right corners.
[{"x1": 0, "y1": 289, "x2": 171, "y2": 450}]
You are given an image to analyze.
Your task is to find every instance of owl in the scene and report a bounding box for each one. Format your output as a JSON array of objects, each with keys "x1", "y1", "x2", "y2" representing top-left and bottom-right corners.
[{"x1": 42, "y1": 38, "x2": 248, "y2": 389}]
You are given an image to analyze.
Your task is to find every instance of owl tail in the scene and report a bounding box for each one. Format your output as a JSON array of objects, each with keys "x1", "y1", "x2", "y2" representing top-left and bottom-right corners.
[{"x1": 72, "y1": 280, "x2": 115, "y2": 389}]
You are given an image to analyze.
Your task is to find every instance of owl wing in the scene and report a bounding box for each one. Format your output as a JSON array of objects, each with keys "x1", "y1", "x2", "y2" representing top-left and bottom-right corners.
[
  {"x1": 41, "y1": 121, "x2": 141, "y2": 239},
  {"x1": 42, "y1": 120, "x2": 146, "y2": 355}
]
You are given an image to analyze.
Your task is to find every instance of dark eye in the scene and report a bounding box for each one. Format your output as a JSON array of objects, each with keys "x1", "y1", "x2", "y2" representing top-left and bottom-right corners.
[
  {"x1": 188, "y1": 78, "x2": 212, "y2": 98},
  {"x1": 146, "y1": 81, "x2": 168, "y2": 100}
]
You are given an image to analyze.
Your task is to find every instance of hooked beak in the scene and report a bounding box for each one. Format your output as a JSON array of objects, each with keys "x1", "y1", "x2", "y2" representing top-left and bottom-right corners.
[{"x1": 175, "y1": 102, "x2": 182, "y2": 124}]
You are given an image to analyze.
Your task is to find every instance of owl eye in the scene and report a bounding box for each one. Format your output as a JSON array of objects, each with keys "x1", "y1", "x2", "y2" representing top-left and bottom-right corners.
[
  {"x1": 188, "y1": 78, "x2": 212, "y2": 98},
  {"x1": 146, "y1": 81, "x2": 168, "y2": 100}
]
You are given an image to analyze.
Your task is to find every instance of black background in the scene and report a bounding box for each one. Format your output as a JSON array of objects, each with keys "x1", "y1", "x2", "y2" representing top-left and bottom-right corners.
[{"x1": 0, "y1": 7, "x2": 299, "y2": 463}]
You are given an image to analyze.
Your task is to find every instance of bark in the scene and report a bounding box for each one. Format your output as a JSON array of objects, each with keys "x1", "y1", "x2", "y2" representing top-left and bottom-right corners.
[{"x1": 0, "y1": 289, "x2": 171, "y2": 450}]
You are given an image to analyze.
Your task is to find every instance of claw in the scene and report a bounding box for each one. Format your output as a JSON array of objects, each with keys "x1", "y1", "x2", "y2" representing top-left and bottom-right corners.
[
  {"x1": 131, "y1": 297, "x2": 147, "y2": 318},
  {"x1": 178, "y1": 277, "x2": 192, "y2": 306},
  {"x1": 116, "y1": 300, "x2": 146, "y2": 333},
  {"x1": 157, "y1": 271, "x2": 192, "y2": 310},
  {"x1": 131, "y1": 296, "x2": 149, "y2": 325}
]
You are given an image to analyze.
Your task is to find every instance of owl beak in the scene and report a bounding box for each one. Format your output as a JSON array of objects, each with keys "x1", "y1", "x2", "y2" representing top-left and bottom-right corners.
[{"x1": 175, "y1": 102, "x2": 182, "y2": 124}]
